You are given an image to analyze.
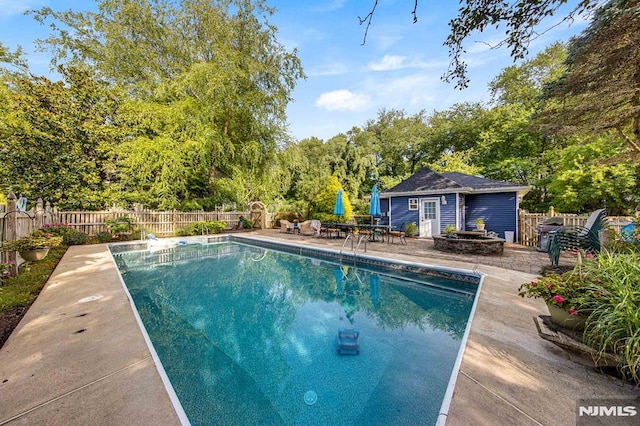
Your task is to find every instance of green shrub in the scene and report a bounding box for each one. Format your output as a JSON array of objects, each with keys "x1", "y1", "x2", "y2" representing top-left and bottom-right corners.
[
  {"x1": 105, "y1": 216, "x2": 134, "y2": 234},
  {"x1": 95, "y1": 232, "x2": 112, "y2": 243},
  {"x1": 239, "y1": 216, "x2": 253, "y2": 229},
  {"x1": 404, "y1": 222, "x2": 418, "y2": 237},
  {"x1": 175, "y1": 225, "x2": 194, "y2": 237},
  {"x1": 523, "y1": 250, "x2": 640, "y2": 384},
  {"x1": 443, "y1": 225, "x2": 457, "y2": 236},
  {"x1": 42, "y1": 223, "x2": 77, "y2": 238},
  {"x1": 64, "y1": 232, "x2": 88, "y2": 246},
  {"x1": 579, "y1": 251, "x2": 640, "y2": 383},
  {"x1": 177, "y1": 221, "x2": 227, "y2": 236}
]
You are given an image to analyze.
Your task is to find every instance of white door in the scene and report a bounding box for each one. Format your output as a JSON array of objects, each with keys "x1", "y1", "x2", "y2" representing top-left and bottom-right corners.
[{"x1": 419, "y1": 198, "x2": 439, "y2": 237}]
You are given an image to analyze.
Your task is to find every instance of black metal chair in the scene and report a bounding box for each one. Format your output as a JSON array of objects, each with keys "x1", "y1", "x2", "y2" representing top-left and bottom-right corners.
[{"x1": 548, "y1": 209, "x2": 607, "y2": 267}]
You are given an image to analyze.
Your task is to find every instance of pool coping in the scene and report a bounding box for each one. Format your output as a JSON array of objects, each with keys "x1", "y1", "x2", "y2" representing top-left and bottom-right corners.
[{"x1": 1, "y1": 233, "x2": 637, "y2": 425}]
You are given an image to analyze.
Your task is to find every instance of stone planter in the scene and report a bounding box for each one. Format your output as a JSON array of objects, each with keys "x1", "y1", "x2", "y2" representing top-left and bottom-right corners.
[
  {"x1": 432, "y1": 235, "x2": 504, "y2": 255},
  {"x1": 19, "y1": 248, "x2": 50, "y2": 262},
  {"x1": 546, "y1": 302, "x2": 587, "y2": 330}
]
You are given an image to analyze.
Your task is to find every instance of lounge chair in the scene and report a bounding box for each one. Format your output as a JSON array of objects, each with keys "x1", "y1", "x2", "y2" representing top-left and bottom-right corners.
[{"x1": 548, "y1": 208, "x2": 607, "y2": 267}]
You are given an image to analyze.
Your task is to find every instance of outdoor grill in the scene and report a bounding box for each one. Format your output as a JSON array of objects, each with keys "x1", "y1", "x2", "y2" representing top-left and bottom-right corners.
[{"x1": 536, "y1": 217, "x2": 565, "y2": 252}]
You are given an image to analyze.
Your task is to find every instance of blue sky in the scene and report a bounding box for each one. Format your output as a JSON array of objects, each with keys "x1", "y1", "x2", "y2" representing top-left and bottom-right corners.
[{"x1": 0, "y1": 0, "x2": 591, "y2": 141}]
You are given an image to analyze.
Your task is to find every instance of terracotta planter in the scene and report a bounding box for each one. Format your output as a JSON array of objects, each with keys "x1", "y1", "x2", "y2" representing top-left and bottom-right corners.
[
  {"x1": 19, "y1": 248, "x2": 50, "y2": 262},
  {"x1": 546, "y1": 302, "x2": 587, "y2": 330}
]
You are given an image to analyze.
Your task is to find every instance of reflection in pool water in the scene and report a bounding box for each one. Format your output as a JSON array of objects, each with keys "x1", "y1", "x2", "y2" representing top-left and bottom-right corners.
[{"x1": 113, "y1": 242, "x2": 478, "y2": 425}]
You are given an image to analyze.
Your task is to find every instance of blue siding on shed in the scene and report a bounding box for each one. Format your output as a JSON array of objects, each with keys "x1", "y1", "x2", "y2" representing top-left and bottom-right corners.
[
  {"x1": 465, "y1": 192, "x2": 517, "y2": 238},
  {"x1": 388, "y1": 196, "x2": 420, "y2": 230},
  {"x1": 384, "y1": 194, "x2": 457, "y2": 235},
  {"x1": 439, "y1": 194, "x2": 457, "y2": 233}
]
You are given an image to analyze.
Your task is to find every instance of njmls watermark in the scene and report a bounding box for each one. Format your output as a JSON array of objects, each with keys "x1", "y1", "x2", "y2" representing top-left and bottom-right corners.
[{"x1": 577, "y1": 398, "x2": 640, "y2": 426}]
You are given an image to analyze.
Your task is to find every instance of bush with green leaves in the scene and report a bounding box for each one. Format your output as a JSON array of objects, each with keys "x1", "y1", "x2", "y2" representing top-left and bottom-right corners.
[
  {"x1": 443, "y1": 225, "x2": 458, "y2": 236},
  {"x1": 63, "y1": 232, "x2": 89, "y2": 246},
  {"x1": 41, "y1": 223, "x2": 87, "y2": 245},
  {"x1": 403, "y1": 222, "x2": 418, "y2": 237},
  {"x1": 175, "y1": 225, "x2": 194, "y2": 237},
  {"x1": 105, "y1": 216, "x2": 134, "y2": 234},
  {"x1": 578, "y1": 251, "x2": 640, "y2": 383},
  {"x1": 176, "y1": 221, "x2": 227, "y2": 236},
  {"x1": 95, "y1": 232, "x2": 112, "y2": 243},
  {"x1": 239, "y1": 217, "x2": 253, "y2": 229},
  {"x1": 42, "y1": 223, "x2": 77, "y2": 238},
  {"x1": 522, "y1": 249, "x2": 640, "y2": 383}
]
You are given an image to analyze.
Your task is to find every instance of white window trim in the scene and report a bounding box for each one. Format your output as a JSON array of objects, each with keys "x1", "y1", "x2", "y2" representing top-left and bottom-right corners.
[{"x1": 408, "y1": 198, "x2": 418, "y2": 210}]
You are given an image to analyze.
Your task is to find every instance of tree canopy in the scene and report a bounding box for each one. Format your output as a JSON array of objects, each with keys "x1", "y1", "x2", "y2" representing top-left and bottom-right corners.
[
  {"x1": 360, "y1": 0, "x2": 598, "y2": 88},
  {"x1": 1, "y1": 0, "x2": 637, "y2": 217},
  {"x1": 536, "y1": 0, "x2": 640, "y2": 155}
]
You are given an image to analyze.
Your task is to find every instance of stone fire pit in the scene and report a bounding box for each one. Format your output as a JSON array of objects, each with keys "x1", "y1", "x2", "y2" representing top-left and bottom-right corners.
[{"x1": 433, "y1": 232, "x2": 505, "y2": 255}]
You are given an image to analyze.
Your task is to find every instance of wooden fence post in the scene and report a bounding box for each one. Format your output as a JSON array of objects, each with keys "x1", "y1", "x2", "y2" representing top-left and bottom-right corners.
[
  {"x1": 5, "y1": 192, "x2": 18, "y2": 276},
  {"x1": 45, "y1": 201, "x2": 53, "y2": 225},
  {"x1": 172, "y1": 209, "x2": 177, "y2": 235},
  {"x1": 548, "y1": 206, "x2": 555, "y2": 217},
  {"x1": 35, "y1": 198, "x2": 44, "y2": 229}
]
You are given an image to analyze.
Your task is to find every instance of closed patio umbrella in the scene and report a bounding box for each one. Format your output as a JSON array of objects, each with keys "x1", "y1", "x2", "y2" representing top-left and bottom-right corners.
[
  {"x1": 369, "y1": 273, "x2": 380, "y2": 308},
  {"x1": 333, "y1": 189, "x2": 345, "y2": 216},
  {"x1": 369, "y1": 184, "x2": 381, "y2": 218}
]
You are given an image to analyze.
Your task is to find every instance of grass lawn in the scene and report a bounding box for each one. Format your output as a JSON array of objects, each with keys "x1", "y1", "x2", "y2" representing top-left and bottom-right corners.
[{"x1": 0, "y1": 246, "x2": 67, "y2": 348}]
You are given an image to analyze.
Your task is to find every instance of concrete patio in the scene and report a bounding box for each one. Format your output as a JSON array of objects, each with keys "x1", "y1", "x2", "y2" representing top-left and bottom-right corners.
[{"x1": 0, "y1": 231, "x2": 637, "y2": 425}]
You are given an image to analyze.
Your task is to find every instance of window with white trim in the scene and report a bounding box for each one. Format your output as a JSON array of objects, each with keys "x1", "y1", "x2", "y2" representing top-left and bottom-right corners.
[{"x1": 408, "y1": 198, "x2": 418, "y2": 210}]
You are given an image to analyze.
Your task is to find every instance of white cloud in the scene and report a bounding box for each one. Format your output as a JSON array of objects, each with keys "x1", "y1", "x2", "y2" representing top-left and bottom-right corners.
[
  {"x1": 315, "y1": 90, "x2": 371, "y2": 112},
  {"x1": 309, "y1": 62, "x2": 349, "y2": 77},
  {"x1": 369, "y1": 73, "x2": 441, "y2": 107},
  {"x1": 312, "y1": 0, "x2": 346, "y2": 13},
  {"x1": 368, "y1": 55, "x2": 447, "y2": 72},
  {"x1": 0, "y1": 0, "x2": 46, "y2": 17},
  {"x1": 368, "y1": 55, "x2": 406, "y2": 71},
  {"x1": 370, "y1": 33, "x2": 404, "y2": 50}
]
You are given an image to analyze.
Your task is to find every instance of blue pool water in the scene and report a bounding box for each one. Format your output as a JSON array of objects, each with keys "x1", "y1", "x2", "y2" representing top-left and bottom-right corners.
[{"x1": 112, "y1": 241, "x2": 478, "y2": 425}]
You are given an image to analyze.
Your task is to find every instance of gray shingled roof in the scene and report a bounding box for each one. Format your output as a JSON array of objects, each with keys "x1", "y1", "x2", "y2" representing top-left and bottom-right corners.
[{"x1": 386, "y1": 167, "x2": 523, "y2": 193}]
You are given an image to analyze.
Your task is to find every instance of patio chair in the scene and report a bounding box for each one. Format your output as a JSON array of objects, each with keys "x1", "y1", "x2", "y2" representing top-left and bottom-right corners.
[
  {"x1": 280, "y1": 219, "x2": 293, "y2": 233},
  {"x1": 389, "y1": 230, "x2": 406, "y2": 245},
  {"x1": 299, "y1": 220, "x2": 321, "y2": 237},
  {"x1": 548, "y1": 208, "x2": 607, "y2": 267}
]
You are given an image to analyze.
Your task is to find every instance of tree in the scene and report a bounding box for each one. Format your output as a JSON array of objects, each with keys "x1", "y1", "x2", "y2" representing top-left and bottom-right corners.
[
  {"x1": 312, "y1": 175, "x2": 353, "y2": 221},
  {"x1": 0, "y1": 42, "x2": 27, "y2": 74},
  {"x1": 545, "y1": 137, "x2": 639, "y2": 214},
  {"x1": 32, "y1": 0, "x2": 304, "y2": 208},
  {"x1": 0, "y1": 66, "x2": 123, "y2": 209},
  {"x1": 536, "y1": 0, "x2": 640, "y2": 155},
  {"x1": 360, "y1": 0, "x2": 598, "y2": 88},
  {"x1": 364, "y1": 109, "x2": 432, "y2": 179}
]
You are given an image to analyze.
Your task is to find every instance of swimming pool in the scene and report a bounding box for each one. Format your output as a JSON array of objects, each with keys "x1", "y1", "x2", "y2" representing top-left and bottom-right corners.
[{"x1": 111, "y1": 237, "x2": 482, "y2": 425}]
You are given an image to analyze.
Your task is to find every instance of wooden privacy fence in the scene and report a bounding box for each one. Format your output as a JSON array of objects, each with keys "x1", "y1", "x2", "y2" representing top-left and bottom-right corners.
[
  {"x1": 1, "y1": 195, "x2": 264, "y2": 242},
  {"x1": 55, "y1": 208, "x2": 251, "y2": 237},
  {"x1": 518, "y1": 207, "x2": 634, "y2": 247}
]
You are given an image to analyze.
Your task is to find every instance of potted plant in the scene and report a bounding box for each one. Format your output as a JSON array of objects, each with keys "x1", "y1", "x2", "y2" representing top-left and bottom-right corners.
[
  {"x1": 1, "y1": 229, "x2": 63, "y2": 261},
  {"x1": 474, "y1": 218, "x2": 485, "y2": 231},
  {"x1": 443, "y1": 225, "x2": 458, "y2": 237},
  {"x1": 518, "y1": 264, "x2": 595, "y2": 329}
]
